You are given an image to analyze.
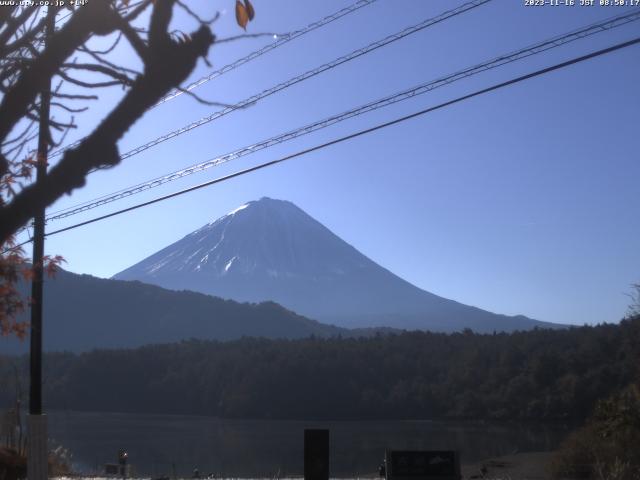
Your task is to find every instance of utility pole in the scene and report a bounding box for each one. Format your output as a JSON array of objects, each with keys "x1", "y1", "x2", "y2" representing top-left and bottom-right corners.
[{"x1": 28, "y1": 7, "x2": 54, "y2": 480}]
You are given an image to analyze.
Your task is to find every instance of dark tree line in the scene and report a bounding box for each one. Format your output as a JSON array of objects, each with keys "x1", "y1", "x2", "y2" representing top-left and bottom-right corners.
[{"x1": 1, "y1": 317, "x2": 639, "y2": 421}]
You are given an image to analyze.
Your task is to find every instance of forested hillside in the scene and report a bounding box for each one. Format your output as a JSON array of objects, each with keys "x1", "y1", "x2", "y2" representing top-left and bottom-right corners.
[
  {"x1": 1, "y1": 269, "x2": 345, "y2": 354},
  {"x1": 1, "y1": 318, "x2": 638, "y2": 421}
]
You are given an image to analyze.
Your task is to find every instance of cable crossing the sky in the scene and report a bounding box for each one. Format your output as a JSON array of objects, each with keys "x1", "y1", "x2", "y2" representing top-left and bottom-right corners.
[
  {"x1": 1, "y1": 34, "x2": 627, "y2": 251},
  {"x1": 47, "y1": 0, "x2": 379, "y2": 158},
  {"x1": 154, "y1": 0, "x2": 380, "y2": 106},
  {"x1": 48, "y1": 0, "x2": 491, "y2": 163},
  {"x1": 43, "y1": 8, "x2": 640, "y2": 223}
]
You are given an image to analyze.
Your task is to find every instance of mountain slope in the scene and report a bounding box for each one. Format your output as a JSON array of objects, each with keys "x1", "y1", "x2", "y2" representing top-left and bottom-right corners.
[
  {"x1": 114, "y1": 197, "x2": 560, "y2": 332},
  {"x1": 0, "y1": 268, "x2": 345, "y2": 354}
]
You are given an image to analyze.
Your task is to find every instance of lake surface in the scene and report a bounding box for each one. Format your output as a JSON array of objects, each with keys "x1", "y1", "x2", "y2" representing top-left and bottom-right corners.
[{"x1": 46, "y1": 411, "x2": 569, "y2": 477}]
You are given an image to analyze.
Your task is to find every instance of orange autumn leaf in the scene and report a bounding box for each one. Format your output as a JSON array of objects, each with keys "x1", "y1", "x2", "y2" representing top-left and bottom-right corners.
[
  {"x1": 244, "y1": 0, "x2": 255, "y2": 21},
  {"x1": 235, "y1": 0, "x2": 249, "y2": 30}
]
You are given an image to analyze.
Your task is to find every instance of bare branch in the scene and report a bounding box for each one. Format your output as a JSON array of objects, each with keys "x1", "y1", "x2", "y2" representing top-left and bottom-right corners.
[
  {"x1": 62, "y1": 62, "x2": 135, "y2": 86},
  {"x1": 176, "y1": 1, "x2": 220, "y2": 26},
  {"x1": 1, "y1": 13, "x2": 47, "y2": 57},
  {"x1": 78, "y1": 44, "x2": 142, "y2": 76},
  {"x1": 116, "y1": 14, "x2": 149, "y2": 61},
  {"x1": 0, "y1": 0, "x2": 122, "y2": 158},
  {"x1": 3, "y1": 132, "x2": 37, "y2": 160},
  {"x1": 122, "y1": 0, "x2": 153, "y2": 22},
  {"x1": 50, "y1": 117, "x2": 73, "y2": 148},
  {"x1": 175, "y1": 87, "x2": 235, "y2": 108},
  {"x1": 216, "y1": 32, "x2": 285, "y2": 44},
  {"x1": 0, "y1": 5, "x2": 38, "y2": 51},
  {"x1": 84, "y1": 31, "x2": 123, "y2": 55},
  {"x1": 50, "y1": 102, "x2": 89, "y2": 113},
  {"x1": 0, "y1": 5, "x2": 17, "y2": 30},
  {"x1": 51, "y1": 92, "x2": 99, "y2": 101},
  {"x1": 57, "y1": 69, "x2": 125, "y2": 89},
  {"x1": 49, "y1": 116, "x2": 77, "y2": 132},
  {"x1": 0, "y1": 2, "x2": 216, "y2": 242},
  {"x1": 1, "y1": 119, "x2": 36, "y2": 147}
]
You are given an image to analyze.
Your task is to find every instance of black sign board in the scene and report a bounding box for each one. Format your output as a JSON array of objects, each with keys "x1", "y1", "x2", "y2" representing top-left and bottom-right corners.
[
  {"x1": 304, "y1": 429, "x2": 329, "y2": 480},
  {"x1": 385, "y1": 450, "x2": 460, "y2": 480}
]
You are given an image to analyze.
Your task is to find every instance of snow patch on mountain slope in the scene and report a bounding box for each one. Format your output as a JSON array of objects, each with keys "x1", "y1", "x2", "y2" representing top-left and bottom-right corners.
[{"x1": 228, "y1": 203, "x2": 249, "y2": 216}]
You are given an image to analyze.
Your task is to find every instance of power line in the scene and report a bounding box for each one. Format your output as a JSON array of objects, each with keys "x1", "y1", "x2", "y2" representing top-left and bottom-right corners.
[
  {"x1": 43, "y1": 8, "x2": 640, "y2": 223},
  {"x1": 48, "y1": 0, "x2": 379, "y2": 158},
  {"x1": 155, "y1": 0, "x2": 379, "y2": 106},
  {"x1": 25, "y1": 36, "x2": 638, "y2": 245},
  {"x1": 48, "y1": 0, "x2": 491, "y2": 163}
]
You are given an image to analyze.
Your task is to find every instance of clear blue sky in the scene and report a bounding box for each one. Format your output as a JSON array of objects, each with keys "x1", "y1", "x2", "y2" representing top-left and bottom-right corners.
[{"x1": 27, "y1": 0, "x2": 640, "y2": 326}]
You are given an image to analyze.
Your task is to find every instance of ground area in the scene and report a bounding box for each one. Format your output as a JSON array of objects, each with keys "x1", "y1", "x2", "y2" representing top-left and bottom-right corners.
[
  {"x1": 462, "y1": 451, "x2": 553, "y2": 480},
  {"x1": 46, "y1": 452, "x2": 556, "y2": 480}
]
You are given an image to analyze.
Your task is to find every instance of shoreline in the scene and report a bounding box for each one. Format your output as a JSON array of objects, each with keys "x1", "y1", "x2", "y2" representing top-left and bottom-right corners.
[
  {"x1": 50, "y1": 452, "x2": 556, "y2": 480},
  {"x1": 462, "y1": 451, "x2": 553, "y2": 480}
]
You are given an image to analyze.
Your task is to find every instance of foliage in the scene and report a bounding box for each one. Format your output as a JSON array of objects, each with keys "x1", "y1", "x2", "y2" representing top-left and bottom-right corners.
[
  {"x1": 0, "y1": 447, "x2": 26, "y2": 480},
  {"x1": 627, "y1": 284, "x2": 640, "y2": 319},
  {"x1": 0, "y1": 444, "x2": 73, "y2": 480},
  {"x1": 0, "y1": 248, "x2": 63, "y2": 338},
  {"x1": 1, "y1": 268, "x2": 343, "y2": 353},
  {"x1": 1, "y1": 318, "x2": 638, "y2": 421},
  {"x1": 550, "y1": 384, "x2": 640, "y2": 480}
]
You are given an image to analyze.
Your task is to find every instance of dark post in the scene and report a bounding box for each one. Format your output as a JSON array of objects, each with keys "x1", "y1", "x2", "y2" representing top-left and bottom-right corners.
[
  {"x1": 304, "y1": 429, "x2": 329, "y2": 480},
  {"x1": 118, "y1": 450, "x2": 128, "y2": 478},
  {"x1": 28, "y1": 7, "x2": 54, "y2": 480},
  {"x1": 29, "y1": 107, "x2": 48, "y2": 414}
]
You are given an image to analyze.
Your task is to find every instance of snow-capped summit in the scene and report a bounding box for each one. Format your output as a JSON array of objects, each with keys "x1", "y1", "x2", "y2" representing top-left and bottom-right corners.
[
  {"x1": 126, "y1": 197, "x2": 369, "y2": 280},
  {"x1": 114, "y1": 197, "x2": 558, "y2": 332}
]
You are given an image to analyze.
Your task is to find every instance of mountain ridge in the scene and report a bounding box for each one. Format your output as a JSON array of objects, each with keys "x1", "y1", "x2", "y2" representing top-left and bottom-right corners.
[
  {"x1": 0, "y1": 268, "x2": 347, "y2": 354},
  {"x1": 114, "y1": 197, "x2": 561, "y2": 332}
]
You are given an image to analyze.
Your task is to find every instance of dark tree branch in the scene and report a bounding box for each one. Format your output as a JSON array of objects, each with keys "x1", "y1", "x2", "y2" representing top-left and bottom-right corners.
[
  {"x1": 49, "y1": 117, "x2": 76, "y2": 132},
  {"x1": 0, "y1": 1, "x2": 215, "y2": 243},
  {"x1": 0, "y1": 5, "x2": 17, "y2": 30},
  {"x1": 50, "y1": 102, "x2": 88, "y2": 113},
  {"x1": 78, "y1": 45, "x2": 141, "y2": 76},
  {"x1": 51, "y1": 92, "x2": 99, "y2": 100},
  {"x1": 148, "y1": 0, "x2": 173, "y2": 47},
  {"x1": 0, "y1": 6, "x2": 38, "y2": 50},
  {"x1": 116, "y1": 15, "x2": 149, "y2": 61},
  {"x1": 3, "y1": 132, "x2": 37, "y2": 160},
  {"x1": 175, "y1": 86, "x2": 234, "y2": 108},
  {"x1": 176, "y1": 1, "x2": 220, "y2": 26},
  {"x1": 0, "y1": 0, "x2": 121, "y2": 161},
  {"x1": 57, "y1": 69, "x2": 124, "y2": 89},
  {"x1": 25, "y1": 6, "x2": 42, "y2": 33},
  {"x1": 123, "y1": 0, "x2": 153, "y2": 22},
  {"x1": 50, "y1": 118, "x2": 73, "y2": 148},
  {"x1": 1, "y1": 14, "x2": 47, "y2": 57},
  {"x1": 83, "y1": 31, "x2": 123, "y2": 55},
  {"x1": 216, "y1": 32, "x2": 284, "y2": 44},
  {"x1": 1, "y1": 119, "x2": 36, "y2": 147},
  {"x1": 62, "y1": 62, "x2": 135, "y2": 85}
]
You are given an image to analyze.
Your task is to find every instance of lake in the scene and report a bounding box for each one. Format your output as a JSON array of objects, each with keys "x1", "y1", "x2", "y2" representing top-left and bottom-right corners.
[{"x1": 46, "y1": 411, "x2": 569, "y2": 477}]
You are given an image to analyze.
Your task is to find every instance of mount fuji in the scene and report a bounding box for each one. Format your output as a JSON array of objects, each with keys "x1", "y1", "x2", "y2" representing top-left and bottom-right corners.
[{"x1": 114, "y1": 197, "x2": 559, "y2": 332}]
